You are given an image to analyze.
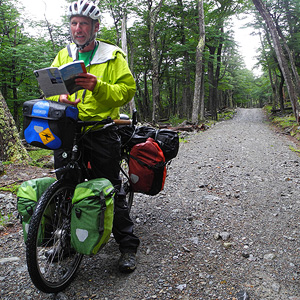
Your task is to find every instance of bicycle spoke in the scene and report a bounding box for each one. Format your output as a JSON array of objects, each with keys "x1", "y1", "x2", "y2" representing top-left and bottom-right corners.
[{"x1": 26, "y1": 180, "x2": 83, "y2": 293}]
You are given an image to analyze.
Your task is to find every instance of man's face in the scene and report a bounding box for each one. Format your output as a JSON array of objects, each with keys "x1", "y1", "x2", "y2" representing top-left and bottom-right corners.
[{"x1": 70, "y1": 16, "x2": 98, "y2": 47}]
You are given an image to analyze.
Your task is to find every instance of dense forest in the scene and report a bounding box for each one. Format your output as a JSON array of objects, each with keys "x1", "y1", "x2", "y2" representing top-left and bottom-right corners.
[{"x1": 0, "y1": 0, "x2": 299, "y2": 133}]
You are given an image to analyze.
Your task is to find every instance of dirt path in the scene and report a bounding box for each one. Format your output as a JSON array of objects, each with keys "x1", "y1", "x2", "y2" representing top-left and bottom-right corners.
[{"x1": 1, "y1": 108, "x2": 300, "y2": 300}]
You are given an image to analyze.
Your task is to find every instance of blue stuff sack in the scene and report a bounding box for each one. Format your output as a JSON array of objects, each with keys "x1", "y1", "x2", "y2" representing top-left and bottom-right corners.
[{"x1": 23, "y1": 99, "x2": 78, "y2": 150}]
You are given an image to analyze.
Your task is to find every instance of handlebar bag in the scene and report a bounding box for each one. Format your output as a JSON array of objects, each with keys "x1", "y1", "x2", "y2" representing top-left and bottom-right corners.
[
  {"x1": 23, "y1": 99, "x2": 78, "y2": 150},
  {"x1": 129, "y1": 137, "x2": 167, "y2": 195},
  {"x1": 71, "y1": 178, "x2": 114, "y2": 256},
  {"x1": 17, "y1": 177, "x2": 56, "y2": 245}
]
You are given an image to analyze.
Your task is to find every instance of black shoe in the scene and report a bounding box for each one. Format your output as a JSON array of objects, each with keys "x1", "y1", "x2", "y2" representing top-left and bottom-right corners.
[{"x1": 118, "y1": 253, "x2": 137, "y2": 273}]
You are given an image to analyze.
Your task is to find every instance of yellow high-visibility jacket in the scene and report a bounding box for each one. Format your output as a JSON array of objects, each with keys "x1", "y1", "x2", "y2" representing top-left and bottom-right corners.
[{"x1": 48, "y1": 39, "x2": 136, "y2": 122}]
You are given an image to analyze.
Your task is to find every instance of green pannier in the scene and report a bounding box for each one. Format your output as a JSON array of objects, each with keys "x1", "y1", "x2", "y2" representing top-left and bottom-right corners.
[
  {"x1": 71, "y1": 178, "x2": 115, "y2": 256},
  {"x1": 17, "y1": 177, "x2": 56, "y2": 244}
]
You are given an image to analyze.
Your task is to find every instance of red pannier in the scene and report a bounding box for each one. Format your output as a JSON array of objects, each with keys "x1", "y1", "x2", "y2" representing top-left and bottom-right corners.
[{"x1": 129, "y1": 138, "x2": 166, "y2": 196}]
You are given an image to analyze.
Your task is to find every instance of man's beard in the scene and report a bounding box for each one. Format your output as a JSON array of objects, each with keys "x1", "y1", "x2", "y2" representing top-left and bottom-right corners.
[{"x1": 72, "y1": 33, "x2": 95, "y2": 50}]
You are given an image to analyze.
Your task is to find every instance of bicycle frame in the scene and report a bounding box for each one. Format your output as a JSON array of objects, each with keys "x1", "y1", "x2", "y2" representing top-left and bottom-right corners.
[
  {"x1": 25, "y1": 114, "x2": 135, "y2": 293},
  {"x1": 54, "y1": 117, "x2": 133, "y2": 184}
]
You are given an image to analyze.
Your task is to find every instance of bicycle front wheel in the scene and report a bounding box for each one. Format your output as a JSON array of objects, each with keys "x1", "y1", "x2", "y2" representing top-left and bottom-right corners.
[{"x1": 26, "y1": 180, "x2": 83, "y2": 293}]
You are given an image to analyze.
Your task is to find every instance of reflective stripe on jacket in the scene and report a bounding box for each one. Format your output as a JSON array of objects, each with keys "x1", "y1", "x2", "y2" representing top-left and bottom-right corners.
[{"x1": 48, "y1": 40, "x2": 136, "y2": 122}]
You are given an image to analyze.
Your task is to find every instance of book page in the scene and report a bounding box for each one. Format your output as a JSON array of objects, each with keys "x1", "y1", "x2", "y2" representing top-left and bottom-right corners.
[
  {"x1": 34, "y1": 68, "x2": 68, "y2": 97},
  {"x1": 58, "y1": 61, "x2": 87, "y2": 95}
]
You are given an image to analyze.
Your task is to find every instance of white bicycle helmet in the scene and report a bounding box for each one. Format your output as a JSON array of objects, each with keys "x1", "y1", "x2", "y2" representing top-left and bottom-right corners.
[{"x1": 68, "y1": 0, "x2": 100, "y2": 20}]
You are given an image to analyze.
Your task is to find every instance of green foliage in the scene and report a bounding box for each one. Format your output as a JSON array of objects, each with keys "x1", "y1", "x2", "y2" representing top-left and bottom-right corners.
[
  {"x1": 264, "y1": 105, "x2": 273, "y2": 114},
  {"x1": 271, "y1": 115, "x2": 296, "y2": 129},
  {"x1": 206, "y1": 120, "x2": 217, "y2": 127},
  {"x1": 265, "y1": 104, "x2": 300, "y2": 142},
  {"x1": 1, "y1": 0, "x2": 297, "y2": 126},
  {"x1": 28, "y1": 149, "x2": 52, "y2": 161},
  {"x1": 168, "y1": 115, "x2": 186, "y2": 127},
  {"x1": 218, "y1": 109, "x2": 236, "y2": 120},
  {"x1": 28, "y1": 149, "x2": 52, "y2": 168},
  {"x1": 99, "y1": 28, "x2": 118, "y2": 44},
  {"x1": 0, "y1": 212, "x2": 14, "y2": 227},
  {"x1": 0, "y1": 184, "x2": 20, "y2": 195},
  {"x1": 0, "y1": 0, "x2": 68, "y2": 128},
  {"x1": 179, "y1": 136, "x2": 188, "y2": 143},
  {"x1": 289, "y1": 145, "x2": 300, "y2": 154},
  {"x1": 252, "y1": 0, "x2": 300, "y2": 114}
]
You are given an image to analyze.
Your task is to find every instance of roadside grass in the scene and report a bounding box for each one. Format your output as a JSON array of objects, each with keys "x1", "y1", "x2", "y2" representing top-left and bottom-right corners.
[
  {"x1": 0, "y1": 212, "x2": 13, "y2": 227},
  {"x1": 218, "y1": 109, "x2": 236, "y2": 120},
  {"x1": 0, "y1": 149, "x2": 52, "y2": 196},
  {"x1": 0, "y1": 148, "x2": 53, "y2": 228},
  {"x1": 264, "y1": 104, "x2": 300, "y2": 151},
  {"x1": 0, "y1": 183, "x2": 20, "y2": 194},
  {"x1": 28, "y1": 148, "x2": 52, "y2": 168},
  {"x1": 289, "y1": 145, "x2": 300, "y2": 153}
]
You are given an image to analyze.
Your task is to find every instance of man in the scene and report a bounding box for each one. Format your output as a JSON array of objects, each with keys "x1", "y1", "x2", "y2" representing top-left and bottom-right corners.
[{"x1": 49, "y1": 0, "x2": 140, "y2": 273}]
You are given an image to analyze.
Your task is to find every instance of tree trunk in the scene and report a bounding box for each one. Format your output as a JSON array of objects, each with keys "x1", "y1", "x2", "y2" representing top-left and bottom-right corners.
[
  {"x1": 207, "y1": 45, "x2": 217, "y2": 120},
  {"x1": 271, "y1": 71, "x2": 279, "y2": 110},
  {"x1": 148, "y1": 0, "x2": 164, "y2": 124},
  {"x1": 45, "y1": 15, "x2": 56, "y2": 52},
  {"x1": 12, "y1": 27, "x2": 20, "y2": 130},
  {"x1": 259, "y1": 30, "x2": 281, "y2": 111},
  {"x1": 252, "y1": 0, "x2": 300, "y2": 121},
  {"x1": 192, "y1": 0, "x2": 205, "y2": 124},
  {"x1": 121, "y1": 12, "x2": 136, "y2": 115},
  {"x1": 274, "y1": 21, "x2": 300, "y2": 98},
  {"x1": 207, "y1": 26, "x2": 223, "y2": 122},
  {"x1": 278, "y1": 67, "x2": 285, "y2": 112},
  {"x1": 0, "y1": 92, "x2": 30, "y2": 162},
  {"x1": 165, "y1": 68, "x2": 173, "y2": 118},
  {"x1": 182, "y1": 52, "x2": 192, "y2": 118},
  {"x1": 213, "y1": 33, "x2": 223, "y2": 118},
  {"x1": 199, "y1": 66, "x2": 205, "y2": 121}
]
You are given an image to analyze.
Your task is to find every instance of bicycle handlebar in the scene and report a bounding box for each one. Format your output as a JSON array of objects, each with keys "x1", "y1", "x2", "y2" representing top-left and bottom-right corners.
[
  {"x1": 77, "y1": 118, "x2": 132, "y2": 127},
  {"x1": 113, "y1": 119, "x2": 132, "y2": 125},
  {"x1": 76, "y1": 118, "x2": 133, "y2": 137}
]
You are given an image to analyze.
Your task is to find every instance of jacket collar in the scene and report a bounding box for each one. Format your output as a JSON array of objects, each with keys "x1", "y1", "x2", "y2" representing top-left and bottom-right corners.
[{"x1": 68, "y1": 40, "x2": 126, "y2": 65}]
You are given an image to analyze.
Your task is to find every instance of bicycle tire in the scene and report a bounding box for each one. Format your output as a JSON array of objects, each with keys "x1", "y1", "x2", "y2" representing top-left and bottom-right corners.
[
  {"x1": 26, "y1": 180, "x2": 83, "y2": 293},
  {"x1": 120, "y1": 157, "x2": 134, "y2": 212}
]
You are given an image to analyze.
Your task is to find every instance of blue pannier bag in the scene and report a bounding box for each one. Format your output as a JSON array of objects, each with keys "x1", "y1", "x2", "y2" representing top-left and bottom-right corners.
[{"x1": 23, "y1": 99, "x2": 78, "y2": 150}]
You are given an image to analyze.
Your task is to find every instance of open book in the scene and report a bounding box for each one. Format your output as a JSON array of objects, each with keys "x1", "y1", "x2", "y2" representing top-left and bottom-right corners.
[{"x1": 34, "y1": 61, "x2": 87, "y2": 97}]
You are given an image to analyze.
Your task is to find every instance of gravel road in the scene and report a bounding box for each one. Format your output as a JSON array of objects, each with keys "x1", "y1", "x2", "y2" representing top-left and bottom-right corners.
[{"x1": 1, "y1": 108, "x2": 300, "y2": 300}]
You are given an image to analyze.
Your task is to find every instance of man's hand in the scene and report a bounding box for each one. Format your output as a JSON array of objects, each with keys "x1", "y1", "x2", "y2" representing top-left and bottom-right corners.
[
  {"x1": 59, "y1": 94, "x2": 81, "y2": 106},
  {"x1": 75, "y1": 73, "x2": 97, "y2": 91}
]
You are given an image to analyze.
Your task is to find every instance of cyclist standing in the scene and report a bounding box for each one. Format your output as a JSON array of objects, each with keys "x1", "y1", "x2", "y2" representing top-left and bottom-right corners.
[{"x1": 49, "y1": 0, "x2": 140, "y2": 273}]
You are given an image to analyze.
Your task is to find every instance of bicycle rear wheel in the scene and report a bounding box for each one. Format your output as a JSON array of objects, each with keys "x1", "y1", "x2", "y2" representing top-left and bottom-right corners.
[
  {"x1": 26, "y1": 180, "x2": 83, "y2": 293},
  {"x1": 120, "y1": 157, "x2": 134, "y2": 212}
]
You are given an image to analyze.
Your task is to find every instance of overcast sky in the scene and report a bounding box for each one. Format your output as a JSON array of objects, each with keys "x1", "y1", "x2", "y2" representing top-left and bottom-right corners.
[
  {"x1": 232, "y1": 15, "x2": 261, "y2": 75},
  {"x1": 19, "y1": 0, "x2": 67, "y2": 23},
  {"x1": 19, "y1": 0, "x2": 261, "y2": 75}
]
